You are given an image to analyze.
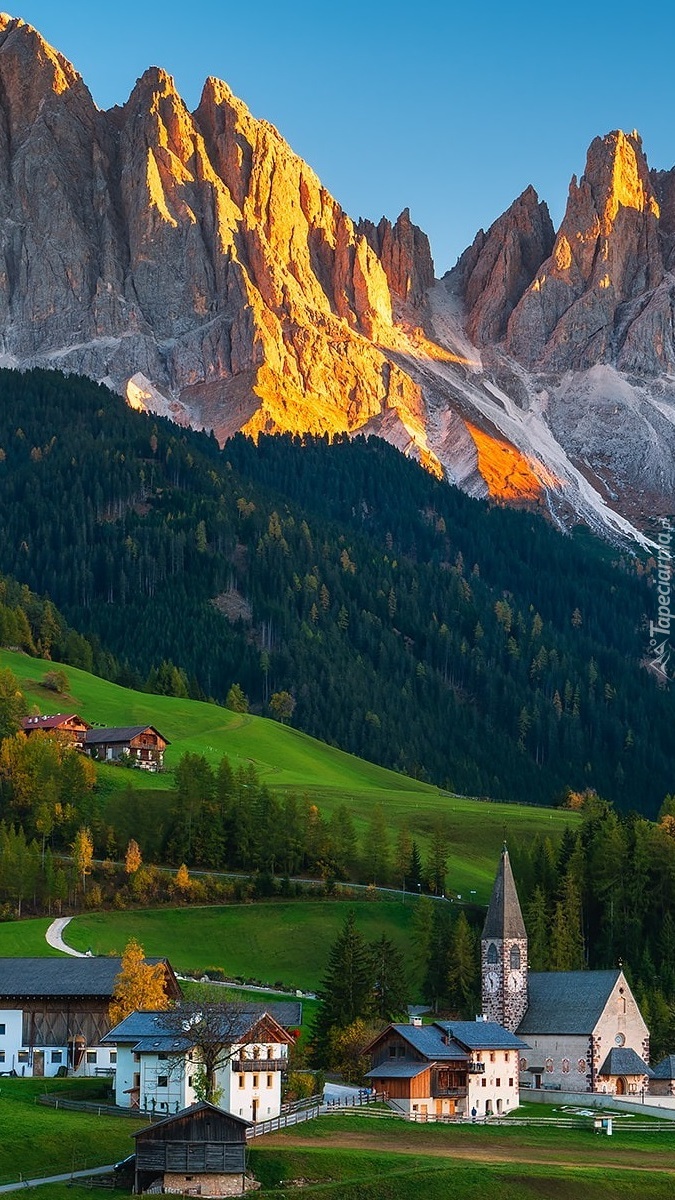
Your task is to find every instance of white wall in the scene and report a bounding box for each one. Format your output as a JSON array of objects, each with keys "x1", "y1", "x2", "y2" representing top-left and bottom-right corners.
[
  {"x1": 0, "y1": 1008, "x2": 116, "y2": 1078},
  {"x1": 466, "y1": 1049, "x2": 520, "y2": 1117},
  {"x1": 113, "y1": 1039, "x2": 288, "y2": 1121}
]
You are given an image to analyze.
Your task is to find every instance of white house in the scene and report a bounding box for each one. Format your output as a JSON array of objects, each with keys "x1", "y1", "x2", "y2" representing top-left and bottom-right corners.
[
  {"x1": 103, "y1": 1008, "x2": 296, "y2": 1122},
  {"x1": 0, "y1": 957, "x2": 179, "y2": 1079},
  {"x1": 366, "y1": 1017, "x2": 524, "y2": 1119}
]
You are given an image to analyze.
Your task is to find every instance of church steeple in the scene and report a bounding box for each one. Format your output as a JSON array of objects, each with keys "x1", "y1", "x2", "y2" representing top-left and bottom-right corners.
[
  {"x1": 482, "y1": 843, "x2": 527, "y2": 942},
  {"x1": 481, "y1": 845, "x2": 528, "y2": 1032}
]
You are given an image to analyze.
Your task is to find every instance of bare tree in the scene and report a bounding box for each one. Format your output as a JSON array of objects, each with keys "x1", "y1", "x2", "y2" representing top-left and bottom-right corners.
[{"x1": 161, "y1": 994, "x2": 291, "y2": 1103}]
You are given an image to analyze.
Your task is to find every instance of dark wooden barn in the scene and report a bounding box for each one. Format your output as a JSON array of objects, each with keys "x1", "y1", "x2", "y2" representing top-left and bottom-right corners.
[{"x1": 133, "y1": 1102, "x2": 251, "y2": 1196}]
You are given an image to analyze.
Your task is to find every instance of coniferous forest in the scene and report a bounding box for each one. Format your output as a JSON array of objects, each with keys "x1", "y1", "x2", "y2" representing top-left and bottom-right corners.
[{"x1": 0, "y1": 367, "x2": 672, "y2": 812}]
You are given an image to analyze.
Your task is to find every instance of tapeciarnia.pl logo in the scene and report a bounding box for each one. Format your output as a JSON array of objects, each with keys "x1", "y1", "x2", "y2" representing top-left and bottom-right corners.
[{"x1": 649, "y1": 518, "x2": 672, "y2": 682}]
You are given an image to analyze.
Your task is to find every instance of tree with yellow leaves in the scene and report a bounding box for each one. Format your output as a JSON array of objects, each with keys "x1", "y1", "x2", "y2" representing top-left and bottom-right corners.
[
  {"x1": 109, "y1": 938, "x2": 171, "y2": 1026},
  {"x1": 124, "y1": 838, "x2": 142, "y2": 875},
  {"x1": 72, "y1": 826, "x2": 94, "y2": 894},
  {"x1": 174, "y1": 862, "x2": 191, "y2": 894}
]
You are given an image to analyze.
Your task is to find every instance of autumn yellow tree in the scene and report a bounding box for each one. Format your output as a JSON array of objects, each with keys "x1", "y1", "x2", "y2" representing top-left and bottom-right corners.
[
  {"x1": 72, "y1": 826, "x2": 94, "y2": 894},
  {"x1": 109, "y1": 938, "x2": 171, "y2": 1026},
  {"x1": 124, "y1": 838, "x2": 142, "y2": 875},
  {"x1": 174, "y1": 863, "x2": 191, "y2": 894}
]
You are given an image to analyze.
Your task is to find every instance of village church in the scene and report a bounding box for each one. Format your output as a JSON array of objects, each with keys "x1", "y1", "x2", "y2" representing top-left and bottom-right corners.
[{"x1": 482, "y1": 847, "x2": 652, "y2": 1096}]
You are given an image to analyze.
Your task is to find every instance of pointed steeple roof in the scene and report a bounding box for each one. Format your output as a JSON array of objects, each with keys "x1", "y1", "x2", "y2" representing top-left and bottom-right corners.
[{"x1": 482, "y1": 844, "x2": 526, "y2": 940}]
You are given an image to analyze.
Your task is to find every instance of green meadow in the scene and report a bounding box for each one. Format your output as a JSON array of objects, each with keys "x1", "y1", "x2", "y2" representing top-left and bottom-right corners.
[
  {"x1": 0, "y1": 1079, "x2": 133, "y2": 1184},
  {"x1": 1, "y1": 648, "x2": 575, "y2": 902},
  {"x1": 51, "y1": 900, "x2": 419, "y2": 994}
]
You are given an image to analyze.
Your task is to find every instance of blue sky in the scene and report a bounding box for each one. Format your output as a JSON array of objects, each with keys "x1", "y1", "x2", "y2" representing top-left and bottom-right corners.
[{"x1": 14, "y1": 1, "x2": 675, "y2": 273}]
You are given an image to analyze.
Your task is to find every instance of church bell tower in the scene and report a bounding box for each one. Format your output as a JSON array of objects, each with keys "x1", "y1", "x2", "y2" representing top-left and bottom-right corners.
[{"x1": 481, "y1": 844, "x2": 528, "y2": 1032}]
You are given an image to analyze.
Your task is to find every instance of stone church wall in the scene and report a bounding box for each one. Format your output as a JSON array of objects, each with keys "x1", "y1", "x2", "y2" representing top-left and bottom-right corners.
[{"x1": 519, "y1": 1033, "x2": 591, "y2": 1092}]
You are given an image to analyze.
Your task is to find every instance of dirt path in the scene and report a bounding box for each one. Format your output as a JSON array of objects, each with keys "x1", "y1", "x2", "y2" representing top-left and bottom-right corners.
[
  {"x1": 44, "y1": 916, "x2": 87, "y2": 957},
  {"x1": 258, "y1": 1128, "x2": 675, "y2": 1175}
]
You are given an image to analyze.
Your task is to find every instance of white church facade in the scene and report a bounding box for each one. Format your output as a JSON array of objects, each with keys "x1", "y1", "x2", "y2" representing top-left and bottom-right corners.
[{"x1": 482, "y1": 847, "x2": 652, "y2": 1097}]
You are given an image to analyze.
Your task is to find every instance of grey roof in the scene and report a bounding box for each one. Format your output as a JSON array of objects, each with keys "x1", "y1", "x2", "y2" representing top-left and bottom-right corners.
[
  {"x1": 652, "y1": 1055, "x2": 675, "y2": 1080},
  {"x1": 134, "y1": 1101, "x2": 250, "y2": 1138},
  {"x1": 482, "y1": 847, "x2": 526, "y2": 940},
  {"x1": 598, "y1": 1048, "x2": 653, "y2": 1078},
  {"x1": 0, "y1": 957, "x2": 137, "y2": 998},
  {"x1": 103, "y1": 1007, "x2": 292, "y2": 1049},
  {"x1": 390, "y1": 1024, "x2": 467, "y2": 1061},
  {"x1": 84, "y1": 726, "x2": 169, "y2": 745},
  {"x1": 436, "y1": 1020, "x2": 526, "y2": 1050},
  {"x1": 518, "y1": 970, "x2": 622, "y2": 1036},
  {"x1": 365, "y1": 1061, "x2": 429, "y2": 1079}
]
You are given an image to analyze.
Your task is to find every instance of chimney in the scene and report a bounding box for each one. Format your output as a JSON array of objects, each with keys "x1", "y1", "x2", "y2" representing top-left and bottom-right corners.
[{"x1": 410, "y1": 1016, "x2": 422, "y2": 1027}]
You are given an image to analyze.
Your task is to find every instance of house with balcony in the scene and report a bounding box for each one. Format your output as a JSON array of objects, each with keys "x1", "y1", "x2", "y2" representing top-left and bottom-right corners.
[
  {"x1": 103, "y1": 1006, "x2": 296, "y2": 1122},
  {"x1": 365, "y1": 1017, "x2": 525, "y2": 1119},
  {"x1": 84, "y1": 725, "x2": 169, "y2": 771}
]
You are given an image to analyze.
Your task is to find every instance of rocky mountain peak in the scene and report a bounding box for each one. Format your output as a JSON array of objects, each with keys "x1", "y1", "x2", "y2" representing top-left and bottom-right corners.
[
  {"x1": 447, "y1": 184, "x2": 554, "y2": 345},
  {"x1": 358, "y1": 208, "x2": 435, "y2": 307},
  {"x1": 504, "y1": 129, "x2": 666, "y2": 369}
]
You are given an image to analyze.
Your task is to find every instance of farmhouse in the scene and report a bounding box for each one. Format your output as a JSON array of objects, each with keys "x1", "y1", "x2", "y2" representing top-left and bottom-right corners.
[
  {"x1": 482, "y1": 847, "x2": 651, "y2": 1096},
  {"x1": 104, "y1": 1006, "x2": 296, "y2": 1121},
  {"x1": 366, "y1": 1018, "x2": 524, "y2": 1119},
  {"x1": 132, "y1": 1102, "x2": 252, "y2": 1197},
  {"x1": 84, "y1": 725, "x2": 169, "y2": 770},
  {"x1": 0, "y1": 957, "x2": 180, "y2": 1078},
  {"x1": 21, "y1": 713, "x2": 92, "y2": 749}
]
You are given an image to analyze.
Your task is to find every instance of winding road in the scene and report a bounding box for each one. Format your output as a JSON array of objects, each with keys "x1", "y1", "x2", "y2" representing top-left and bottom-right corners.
[{"x1": 44, "y1": 917, "x2": 87, "y2": 957}]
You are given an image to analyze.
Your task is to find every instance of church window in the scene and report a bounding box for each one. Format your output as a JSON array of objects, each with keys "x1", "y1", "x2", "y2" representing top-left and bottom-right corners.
[
  {"x1": 577, "y1": 1058, "x2": 587, "y2": 1074},
  {"x1": 545, "y1": 1058, "x2": 554, "y2": 1073},
  {"x1": 562, "y1": 1058, "x2": 570, "y2": 1074},
  {"x1": 487, "y1": 943, "x2": 498, "y2": 965},
  {"x1": 519, "y1": 1057, "x2": 527, "y2": 1070},
  {"x1": 509, "y1": 945, "x2": 521, "y2": 970}
]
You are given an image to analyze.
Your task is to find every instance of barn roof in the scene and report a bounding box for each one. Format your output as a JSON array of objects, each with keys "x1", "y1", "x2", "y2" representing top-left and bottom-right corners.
[
  {"x1": 598, "y1": 1048, "x2": 653, "y2": 1078},
  {"x1": 517, "y1": 970, "x2": 623, "y2": 1036},
  {"x1": 134, "y1": 1100, "x2": 250, "y2": 1140},
  {"x1": 84, "y1": 726, "x2": 169, "y2": 744},
  {"x1": 0, "y1": 956, "x2": 176, "y2": 999}
]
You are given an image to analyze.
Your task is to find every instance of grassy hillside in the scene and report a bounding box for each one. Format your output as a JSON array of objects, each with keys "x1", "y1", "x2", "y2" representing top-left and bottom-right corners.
[
  {"x1": 0, "y1": 1079, "x2": 132, "y2": 1183},
  {"x1": 1, "y1": 648, "x2": 575, "y2": 901},
  {"x1": 53, "y1": 900, "x2": 420, "y2": 993}
]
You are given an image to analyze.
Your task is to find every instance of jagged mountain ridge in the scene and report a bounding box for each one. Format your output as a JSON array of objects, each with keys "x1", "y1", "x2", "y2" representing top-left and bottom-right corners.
[{"x1": 0, "y1": 15, "x2": 671, "y2": 541}]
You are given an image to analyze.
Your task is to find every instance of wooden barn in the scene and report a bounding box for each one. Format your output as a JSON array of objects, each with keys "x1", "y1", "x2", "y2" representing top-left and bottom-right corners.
[
  {"x1": 0, "y1": 957, "x2": 180, "y2": 1077},
  {"x1": 133, "y1": 1102, "x2": 251, "y2": 1196}
]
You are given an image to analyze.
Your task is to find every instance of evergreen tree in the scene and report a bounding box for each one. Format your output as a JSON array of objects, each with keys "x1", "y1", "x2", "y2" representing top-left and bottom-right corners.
[
  {"x1": 447, "y1": 911, "x2": 479, "y2": 1016},
  {"x1": 312, "y1": 911, "x2": 374, "y2": 1064},
  {"x1": 525, "y1": 886, "x2": 550, "y2": 971},
  {"x1": 369, "y1": 933, "x2": 409, "y2": 1022}
]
